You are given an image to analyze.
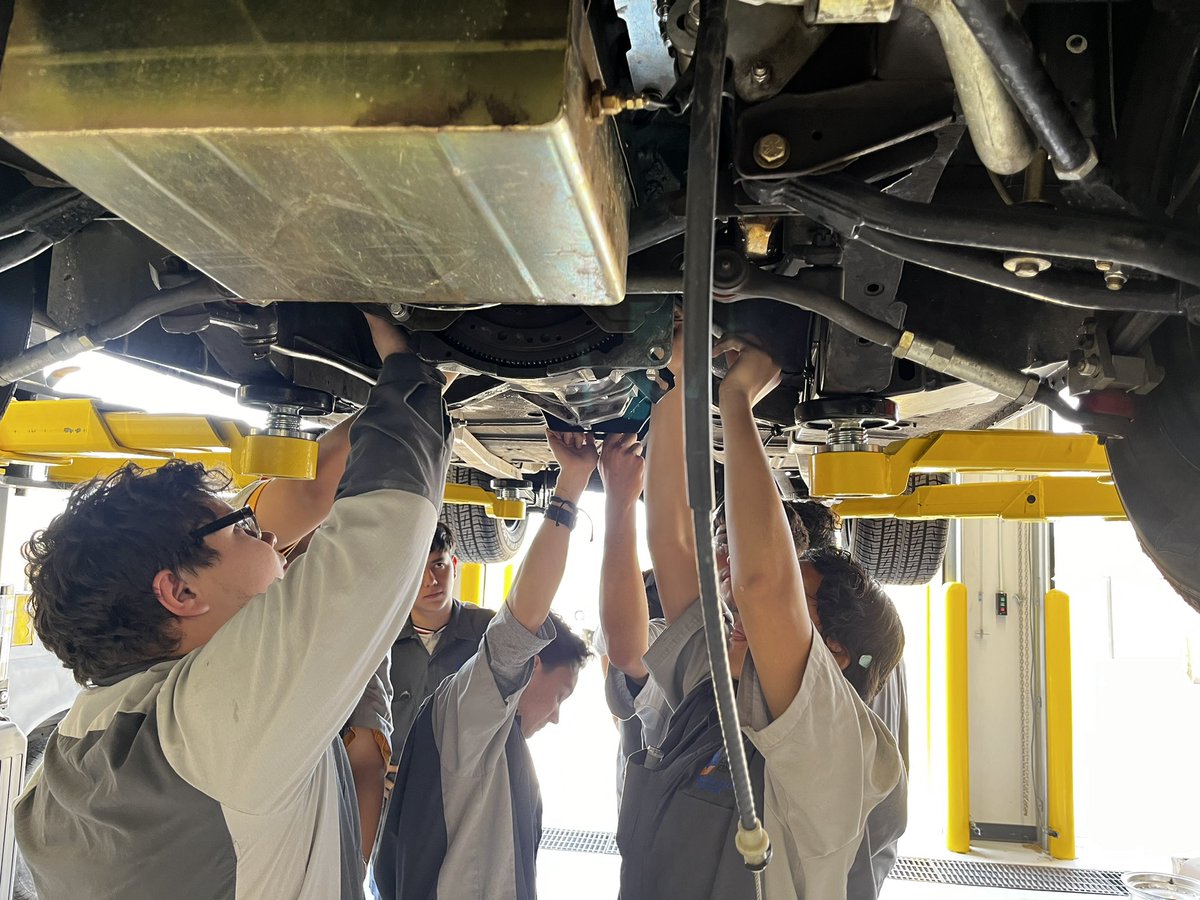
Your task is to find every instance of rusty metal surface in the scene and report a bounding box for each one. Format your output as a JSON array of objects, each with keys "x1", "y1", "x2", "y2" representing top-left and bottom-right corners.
[{"x1": 0, "y1": 0, "x2": 630, "y2": 306}]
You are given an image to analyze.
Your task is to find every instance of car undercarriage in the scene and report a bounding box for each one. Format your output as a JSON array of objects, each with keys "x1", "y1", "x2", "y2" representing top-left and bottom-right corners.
[{"x1": 0, "y1": 0, "x2": 1197, "y2": 605}]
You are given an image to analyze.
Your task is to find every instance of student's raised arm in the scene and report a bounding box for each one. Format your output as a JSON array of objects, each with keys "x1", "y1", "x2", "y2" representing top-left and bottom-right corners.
[
  {"x1": 645, "y1": 324, "x2": 701, "y2": 623},
  {"x1": 716, "y1": 338, "x2": 814, "y2": 720},
  {"x1": 598, "y1": 433, "x2": 650, "y2": 679}
]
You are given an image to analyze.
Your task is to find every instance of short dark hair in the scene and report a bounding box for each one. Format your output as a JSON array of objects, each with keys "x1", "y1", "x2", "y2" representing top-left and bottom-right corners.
[
  {"x1": 23, "y1": 460, "x2": 231, "y2": 685},
  {"x1": 783, "y1": 500, "x2": 841, "y2": 553},
  {"x1": 431, "y1": 521, "x2": 455, "y2": 556},
  {"x1": 805, "y1": 547, "x2": 904, "y2": 703},
  {"x1": 538, "y1": 611, "x2": 592, "y2": 671}
]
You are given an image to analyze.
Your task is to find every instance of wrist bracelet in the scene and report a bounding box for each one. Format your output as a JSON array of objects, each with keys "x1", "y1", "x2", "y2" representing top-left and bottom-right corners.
[{"x1": 545, "y1": 495, "x2": 578, "y2": 530}]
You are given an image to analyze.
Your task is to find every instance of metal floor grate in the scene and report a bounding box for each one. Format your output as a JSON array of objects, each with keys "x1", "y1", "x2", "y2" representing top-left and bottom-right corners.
[
  {"x1": 539, "y1": 829, "x2": 1129, "y2": 895},
  {"x1": 890, "y1": 858, "x2": 1127, "y2": 894},
  {"x1": 540, "y1": 827, "x2": 620, "y2": 856}
]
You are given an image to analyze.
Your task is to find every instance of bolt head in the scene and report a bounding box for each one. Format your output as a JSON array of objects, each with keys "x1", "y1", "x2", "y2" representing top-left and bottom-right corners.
[
  {"x1": 1013, "y1": 261, "x2": 1041, "y2": 278},
  {"x1": 751, "y1": 62, "x2": 770, "y2": 85},
  {"x1": 1095, "y1": 259, "x2": 1113, "y2": 272},
  {"x1": 1003, "y1": 255, "x2": 1050, "y2": 278},
  {"x1": 754, "y1": 133, "x2": 790, "y2": 169},
  {"x1": 1105, "y1": 271, "x2": 1128, "y2": 291}
]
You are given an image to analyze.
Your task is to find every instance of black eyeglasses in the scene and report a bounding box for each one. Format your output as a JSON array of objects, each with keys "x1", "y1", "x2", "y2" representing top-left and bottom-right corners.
[{"x1": 190, "y1": 506, "x2": 261, "y2": 542}]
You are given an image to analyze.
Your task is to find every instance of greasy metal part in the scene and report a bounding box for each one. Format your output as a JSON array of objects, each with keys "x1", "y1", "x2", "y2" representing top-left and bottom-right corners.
[
  {"x1": 749, "y1": 177, "x2": 1200, "y2": 288},
  {"x1": 806, "y1": 428, "x2": 1111, "y2": 498},
  {"x1": 1003, "y1": 255, "x2": 1051, "y2": 278},
  {"x1": 802, "y1": 0, "x2": 897, "y2": 25},
  {"x1": 451, "y1": 424, "x2": 522, "y2": 480},
  {"x1": 0, "y1": 188, "x2": 84, "y2": 240},
  {"x1": 1104, "y1": 265, "x2": 1127, "y2": 292},
  {"x1": 736, "y1": 82, "x2": 954, "y2": 179},
  {"x1": 616, "y1": 0, "x2": 678, "y2": 97},
  {"x1": 590, "y1": 83, "x2": 651, "y2": 118},
  {"x1": 754, "y1": 134, "x2": 790, "y2": 169},
  {"x1": 0, "y1": 0, "x2": 630, "y2": 307},
  {"x1": 738, "y1": 217, "x2": 779, "y2": 259},
  {"x1": 0, "y1": 277, "x2": 231, "y2": 386},
  {"x1": 1066, "y1": 318, "x2": 1163, "y2": 397},
  {"x1": 910, "y1": 0, "x2": 1036, "y2": 175},
  {"x1": 726, "y1": 2, "x2": 829, "y2": 103},
  {"x1": 945, "y1": 0, "x2": 1098, "y2": 180},
  {"x1": 834, "y1": 476, "x2": 1125, "y2": 520},
  {"x1": 856, "y1": 227, "x2": 1192, "y2": 314},
  {"x1": 894, "y1": 330, "x2": 1041, "y2": 405}
]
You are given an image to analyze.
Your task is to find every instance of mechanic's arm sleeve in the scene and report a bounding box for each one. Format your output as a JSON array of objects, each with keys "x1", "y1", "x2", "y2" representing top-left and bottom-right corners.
[
  {"x1": 430, "y1": 603, "x2": 554, "y2": 774},
  {"x1": 160, "y1": 353, "x2": 452, "y2": 812},
  {"x1": 345, "y1": 656, "x2": 394, "y2": 749}
]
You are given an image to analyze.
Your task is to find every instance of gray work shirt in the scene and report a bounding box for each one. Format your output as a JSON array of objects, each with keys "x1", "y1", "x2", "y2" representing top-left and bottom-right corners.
[
  {"x1": 389, "y1": 599, "x2": 495, "y2": 756},
  {"x1": 15, "y1": 352, "x2": 453, "y2": 900}
]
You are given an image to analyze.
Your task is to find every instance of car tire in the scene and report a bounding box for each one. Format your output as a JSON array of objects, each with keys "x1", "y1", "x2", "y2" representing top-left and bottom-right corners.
[
  {"x1": 1107, "y1": 320, "x2": 1200, "y2": 614},
  {"x1": 441, "y1": 467, "x2": 528, "y2": 564},
  {"x1": 847, "y1": 473, "x2": 951, "y2": 586},
  {"x1": 1104, "y1": 8, "x2": 1200, "y2": 613}
]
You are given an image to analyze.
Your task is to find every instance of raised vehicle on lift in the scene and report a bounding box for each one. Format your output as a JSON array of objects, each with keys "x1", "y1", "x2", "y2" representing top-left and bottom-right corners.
[{"x1": 0, "y1": 0, "x2": 1196, "y2": 604}]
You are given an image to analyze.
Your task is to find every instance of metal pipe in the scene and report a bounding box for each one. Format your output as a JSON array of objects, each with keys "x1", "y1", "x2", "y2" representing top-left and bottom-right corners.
[
  {"x1": 0, "y1": 188, "x2": 83, "y2": 240},
  {"x1": 681, "y1": 0, "x2": 770, "y2": 865},
  {"x1": 946, "y1": 581, "x2": 971, "y2": 854},
  {"x1": 910, "y1": 0, "x2": 1036, "y2": 175},
  {"x1": 946, "y1": 0, "x2": 1097, "y2": 179},
  {"x1": 269, "y1": 345, "x2": 378, "y2": 386},
  {"x1": 0, "y1": 277, "x2": 231, "y2": 386},
  {"x1": 1044, "y1": 588, "x2": 1076, "y2": 860},
  {"x1": 856, "y1": 227, "x2": 1191, "y2": 314},
  {"x1": 0, "y1": 233, "x2": 52, "y2": 273},
  {"x1": 751, "y1": 177, "x2": 1200, "y2": 288}
]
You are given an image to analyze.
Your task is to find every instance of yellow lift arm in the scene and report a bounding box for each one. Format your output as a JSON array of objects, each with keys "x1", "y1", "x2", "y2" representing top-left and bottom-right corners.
[
  {"x1": 809, "y1": 429, "x2": 1126, "y2": 521},
  {"x1": 0, "y1": 399, "x2": 524, "y2": 520}
]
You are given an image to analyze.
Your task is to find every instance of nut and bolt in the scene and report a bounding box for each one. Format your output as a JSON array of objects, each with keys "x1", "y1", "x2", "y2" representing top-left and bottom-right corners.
[
  {"x1": 648, "y1": 346, "x2": 667, "y2": 362},
  {"x1": 1076, "y1": 357, "x2": 1103, "y2": 378},
  {"x1": 1104, "y1": 266, "x2": 1128, "y2": 291},
  {"x1": 686, "y1": 0, "x2": 701, "y2": 34},
  {"x1": 387, "y1": 302, "x2": 411, "y2": 322},
  {"x1": 1094, "y1": 260, "x2": 1113, "y2": 272},
  {"x1": 754, "y1": 133, "x2": 790, "y2": 169},
  {"x1": 1003, "y1": 255, "x2": 1051, "y2": 279},
  {"x1": 751, "y1": 62, "x2": 771, "y2": 85},
  {"x1": 590, "y1": 81, "x2": 649, "y2": 118}
]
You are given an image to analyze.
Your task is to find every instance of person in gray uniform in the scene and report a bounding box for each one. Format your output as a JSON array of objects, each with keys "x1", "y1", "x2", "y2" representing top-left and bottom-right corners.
[
  {"x1": 376, "y1": 430, "x2": 596, "y2": 900},
  {"x1": 601, "y1": 328, "x2": 907, "y2": 900},
  {"x1": 14, "y1": 313, "x2": 451, "y2": 899}
]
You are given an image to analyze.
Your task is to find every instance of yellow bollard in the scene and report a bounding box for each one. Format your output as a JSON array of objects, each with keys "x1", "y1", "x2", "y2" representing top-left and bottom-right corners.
[
  {"x1": 459, "y1": 563, "x2": 485, "y2": 606},
  {"x1": 1045, "y1": 589, "x2": 1076, "y2": 860},
  {"x1": 945, "y1": 581, "x2": 971, "y2": 854}
]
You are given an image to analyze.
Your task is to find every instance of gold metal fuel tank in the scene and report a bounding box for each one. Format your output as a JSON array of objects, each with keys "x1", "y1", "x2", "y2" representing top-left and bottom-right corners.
[{"x1": 0, "y1": 0, "x2": 630, "y2": 306}]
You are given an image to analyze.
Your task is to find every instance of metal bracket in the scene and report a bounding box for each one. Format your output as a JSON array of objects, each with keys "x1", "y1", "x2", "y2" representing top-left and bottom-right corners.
[{"x1": 835, "y1": 476, "x2": 1125, "y2": 521}]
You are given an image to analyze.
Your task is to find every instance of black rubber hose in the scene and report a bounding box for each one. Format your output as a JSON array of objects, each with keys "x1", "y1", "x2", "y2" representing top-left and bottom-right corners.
[
  {"x1": 0, "y1": 188, "x2": 83, "y2": 240},
  {"x1": 680, "y1": 0, "x2": 762, "y2": 842},
  {"x1": 856, "y1": 228, "x2": 1192, "y2": 314},
  {"x1": 749, "y1": 178, "x2": 1200, "y2": 288},
  {"x1": 0, "y1": 277, "x2": 232, "y2": 386},
  {"x1": 946, "y1": 0, "x2": 1094, "y2": 175},
  {"x1": 0, "y1": 233, "x2": 52, "y2": 273}
]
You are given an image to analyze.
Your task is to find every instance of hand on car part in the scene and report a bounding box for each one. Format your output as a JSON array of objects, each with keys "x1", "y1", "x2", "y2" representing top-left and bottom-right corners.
[
  {"x1": 364, "y1": 310, "x2": 410, "y2": 360},
  {"x1": 599, "y1": 433, "x2": 645, "y2": 512},
  {"x1": 547, "y1": 430, "x2": 599, "y2": 498},
  {"x1": 714, "y1": 336, "x2": 782, "y2": 408}
]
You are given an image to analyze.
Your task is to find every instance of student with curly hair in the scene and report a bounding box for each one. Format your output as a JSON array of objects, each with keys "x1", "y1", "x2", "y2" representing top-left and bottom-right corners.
[{"x1": 15, "y1": 313, "x2": 452, "y2": 899}]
